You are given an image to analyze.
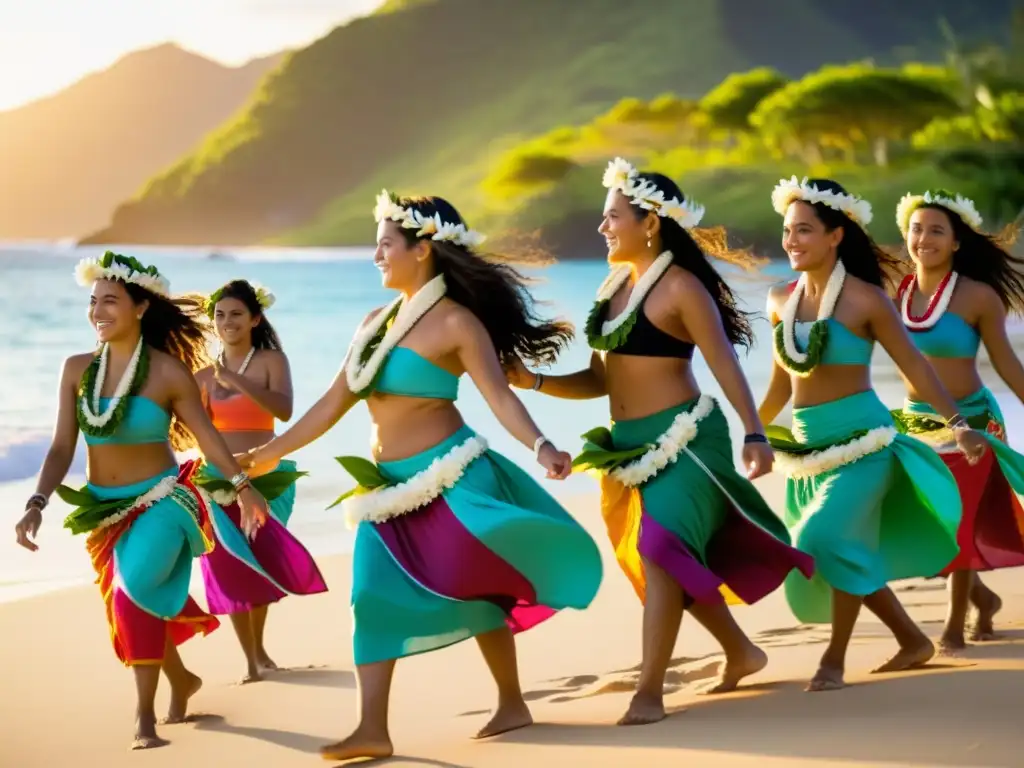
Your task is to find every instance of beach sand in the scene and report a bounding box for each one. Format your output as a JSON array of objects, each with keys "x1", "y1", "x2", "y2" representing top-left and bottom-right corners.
[{"x1": 3, "y1": 474, "x2": 1022, "y2": 768}]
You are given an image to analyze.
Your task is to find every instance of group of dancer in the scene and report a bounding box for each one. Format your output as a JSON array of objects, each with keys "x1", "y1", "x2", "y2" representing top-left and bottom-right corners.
[{"x1": 13, "y1": 157, "x2": 1024, "y2": 762}]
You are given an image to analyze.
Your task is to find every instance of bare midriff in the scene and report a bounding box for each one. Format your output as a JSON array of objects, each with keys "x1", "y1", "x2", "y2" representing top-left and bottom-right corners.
[
  {"x1": 367, "y1": 395, "x2": 466, "y2": 462},
  {"x1": 605, "y1": 354, "x2": 701, "y2": 421},
  {"x1": 791, "y1": 364, "x2": 873, "y2": 409}
]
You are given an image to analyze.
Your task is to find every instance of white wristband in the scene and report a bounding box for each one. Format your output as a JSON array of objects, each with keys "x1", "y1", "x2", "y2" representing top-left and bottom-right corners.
[{"x1": 533, "y1": 436, "x2": 551, "y2": 458}]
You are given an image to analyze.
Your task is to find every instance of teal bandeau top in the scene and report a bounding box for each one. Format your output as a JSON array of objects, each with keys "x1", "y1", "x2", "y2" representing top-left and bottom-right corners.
[
  {"x1": 82, "y1": 396, "x2": 171, "y2": 446},
  {"x1": 794, "y1": 319, "x2": 873, "y2": 366},
  {"x1": 907, "y1": 313, "x2": 980, "y2": 359},
  {"x1": 373, "y1": 347, "x2": 460, "y2": 401}
]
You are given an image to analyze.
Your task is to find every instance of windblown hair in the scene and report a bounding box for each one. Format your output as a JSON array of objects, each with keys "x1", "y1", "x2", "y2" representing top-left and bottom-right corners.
[
  {"x1": 799, "y1": 178, "x2": 903, "y2": 292},
  {"x1": 393, "y1": 195, "x2": 573, "y2": 366},
  {"x1": 209, "y1": 279, "x2": 283, "y2": 350},
  {"x1": 915, "y1": 200, "x2": 1024, "y2": 315},
  {"x1": 123, "y1": 282, "x2": 212, "y2": 451},
  {"x1": 629, "y1": 172, "x2": 758, "y2": 349}
]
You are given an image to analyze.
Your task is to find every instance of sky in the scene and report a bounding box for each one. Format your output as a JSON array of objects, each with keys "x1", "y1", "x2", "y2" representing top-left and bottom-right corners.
[{"x1": 0, "y1": 0, "x2": 382, "y2": 111}]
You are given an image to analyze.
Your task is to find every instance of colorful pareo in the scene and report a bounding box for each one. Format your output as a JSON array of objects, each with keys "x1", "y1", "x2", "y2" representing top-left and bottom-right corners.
[
  {"x1": 57, "y1": 460, "x2": 219, "y2": 665},
  {"x1": 896, "y1": 387, "x2": 1024, "y2": 574},
  {"x1": 196, "y1": 460, "x2": 328, "y2": 615},
  {"x1": 768, "y1": 390, "x2": 962, "y2": 623},
  {"x1": 572, "y1": 395, "x2": 814, "y2": 606},
  {"x1": 336, "y1": 425, "x2": 603, "y2": 665}
]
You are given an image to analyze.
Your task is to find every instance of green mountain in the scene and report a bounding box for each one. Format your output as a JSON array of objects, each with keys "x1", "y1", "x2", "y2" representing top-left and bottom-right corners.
[
  {"x1": 82, "y1": 0, "x2": 1013, "y2": 248},
  {"x1": 0, "y1": 44, "x2": 284, "y2": 240}
]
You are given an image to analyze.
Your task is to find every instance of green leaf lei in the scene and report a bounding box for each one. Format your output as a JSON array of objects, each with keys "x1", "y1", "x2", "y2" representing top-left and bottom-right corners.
[
  {"x1": 350, "y1": 303, "x2": 402, "y2": 399},
  {"x1": 584, "y1": 299, "x2": 640, "y2": 351},
  {"x1": 772, "y1": 320, "x2": 830, "y2": 377},
  {"x1": 74, "y1": 344, "x2": 151, "y2": 439}
]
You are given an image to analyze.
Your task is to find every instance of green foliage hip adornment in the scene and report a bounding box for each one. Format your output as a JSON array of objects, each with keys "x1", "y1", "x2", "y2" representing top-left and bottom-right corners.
[
  {"x1": 75, "y1": 344, "x2": 151, "y2": 439},
  {"x1": 570, "y1": 425, "x2": 653, "y2": 474},
  {"x1": 327, "y1": 455, "x2": 389, "y2": 509},
  {"x1": 57, "y1": 485, "x2": 135, "y2": 536},
  {"x1": 772, "y1": 320, "x2": 829, "y2": 377}
]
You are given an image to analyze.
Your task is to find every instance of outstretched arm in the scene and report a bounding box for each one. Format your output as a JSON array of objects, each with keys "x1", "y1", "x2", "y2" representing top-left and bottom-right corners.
[
  {"x1": 977, "y1": 291, "x2": 1024, "y2": 404},
  {"x1": 677, "y1": 276, "x2": 765, "y2": 436},
  {"x1": 507, "y1": 352, "x2": 607, "y2": 400},
  {"x1": 218, "y1": 351, "x2": 294, "y2": 421}
]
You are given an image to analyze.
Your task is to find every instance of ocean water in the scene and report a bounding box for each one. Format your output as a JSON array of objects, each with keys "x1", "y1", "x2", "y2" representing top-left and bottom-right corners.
[{"x1": 2, "y1": 243, "x2": 1021, "y2": 602}]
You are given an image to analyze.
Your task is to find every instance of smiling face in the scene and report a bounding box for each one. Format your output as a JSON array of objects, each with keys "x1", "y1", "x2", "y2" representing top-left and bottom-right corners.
[
  {"x1": 374, "y1": 219, "x2": 429, "y2": 290},
  {"x1": 598, "y1": 190, "x2": 657, "y2": 265},
  {"x1": 907, "y1": 207, "x2": 957, "y2": 270},
  {"x1": 213, "y1": 296, "x2": 259, "y2": 346},
  {"x1": 781, "y1": 200, "x2": 844, "y2": 272},
  {"x1": 87, "y1": 279, "x2": 145, "y2": 343}
]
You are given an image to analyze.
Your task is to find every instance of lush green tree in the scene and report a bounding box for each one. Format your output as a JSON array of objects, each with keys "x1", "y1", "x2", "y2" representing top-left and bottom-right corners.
[
  {"x1": 699, "y1": 67, "x2": 788, "y2": 132},
  {"x1": 751, "y1": 63, "x2": 961, "y2": 166}
]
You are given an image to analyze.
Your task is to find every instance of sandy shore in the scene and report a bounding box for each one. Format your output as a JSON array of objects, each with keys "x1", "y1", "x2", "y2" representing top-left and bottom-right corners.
[{"x1": 2, "y1": 474, "x2": 1022, "y2": 768}]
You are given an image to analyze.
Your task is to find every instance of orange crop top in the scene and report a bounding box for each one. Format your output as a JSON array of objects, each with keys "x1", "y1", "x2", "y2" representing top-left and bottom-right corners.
[{"x1": 205, "y1": 390, "x2": 275, "y2": 432}]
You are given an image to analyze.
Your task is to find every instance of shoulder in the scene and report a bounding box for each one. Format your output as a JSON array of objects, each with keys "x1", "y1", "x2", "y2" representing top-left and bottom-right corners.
[
  {"x1": 255, "y1": 347, "x2": 288, "y2": 369},
  {"x1": 766, "y1": 279, "x2": 797, "y2": 323},
  {"x1": 843, "y1": 274, "x2": 892, "y2": 315},
  {"x1": 440, "y1": 298, "x2": 485, "y2": 337},
  {"x1": 149, "y1": 348, "x2": 195, "y2": 386},
  {"x1": 957, "y1": 276, "x2": 1003, "y2": 317},
  {"x1": 62, "y1": 352, "x2": 95, "y2": 383}
]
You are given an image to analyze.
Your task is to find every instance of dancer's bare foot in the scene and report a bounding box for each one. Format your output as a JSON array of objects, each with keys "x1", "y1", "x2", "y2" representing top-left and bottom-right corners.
[
  {"x1": 937, "y1": 632, "x2": 967, "y2": 657},
  {"x1": 871, "y1": 638, "x2": 934, "y2": 673},
  {"x1": 161, "y1": 671, "x2": 202, "y2": 724},
  {"x1": 617, "y1": 692, "x2": 666, "y2": 725},
  {"x1": 238, "y1": 669, "x2": 262, "y2": 685},
  {"x1": 473, "y1": 700, "x2": 533, "y2": 739},
  {"x1": 319, "y1": 729, "x2": 394, "y2": 762},
  {"x1": 699, "y1": 645, "x2": 768, "y2": 694},
  {"x1": 970, "y1": 593, "x2": 1002, "y2": 641},
  {"x1": 131, "y1": 714, "x2": 169, "y2": 750},
  {"x1": 805, "y1": 666, "x2": 845, "y2": 692},
  {"x1": 256, "y1": 649, "x2": 279, "y2": 671}
]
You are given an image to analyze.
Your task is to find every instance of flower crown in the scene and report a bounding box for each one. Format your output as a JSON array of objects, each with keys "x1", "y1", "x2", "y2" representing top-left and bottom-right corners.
[
  {"x1": 602, "y1": 157, "x2": 705, "y2": 230},
  {"x1": 74, "y1": 250, "x2": 170, "y2": 297},
  {"x1": 205, "y1": 281, "x2": 276, "y2": 318},
  {"x1": 895, "y1": 189, "x2": 983, "y2": 234},
  {"x1": 373, "y1": 189, "x2": 486, "y2": 248},
  {"x1": 771, "y1": 176, "x2": 873, "y2": 227}
]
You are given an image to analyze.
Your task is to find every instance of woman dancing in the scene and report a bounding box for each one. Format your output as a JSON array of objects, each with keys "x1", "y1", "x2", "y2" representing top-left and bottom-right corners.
[
  {"x1": 509, "y1": 158, "x2": 814, "y2": 726},
  {"x1": 892, "y1": 189, "x2": 1024, "y2": 652},
  {"x1": 196, "y1": 279, "x2": 327, "y2": 683},
  {"x1": 13, "y1": 251, "x2": 269, "y2": 750},
  {"x1": 758, "y1": 177, "x2": 989, "y2": 692},
  {"x1": 239, "y1": 191, "x2": 603, "y2": 762}
]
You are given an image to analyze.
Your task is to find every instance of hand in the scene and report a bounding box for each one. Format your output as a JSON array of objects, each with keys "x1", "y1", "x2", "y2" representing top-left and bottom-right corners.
[
  {"x1": 504, "y1": 357, "x2": 536, "y2": 390},
  {"x1": 235, "y1": 444, "x2": 269, "y2": 471},
  {"x1": 236, "y1": 486, "x2": 269, "y2": 540},
  {"x1": 742, "y1": 441, "x2": 774, "y2": 480},
  {"x1": 954, "y1": 428, "x2": 988, "y2": 465},
  {"x1": 15, "y1": 506, "x2": 42, "y2": 552},
  {"x1": 537, "y1": 442, "x2": 572, "y2": 480}
]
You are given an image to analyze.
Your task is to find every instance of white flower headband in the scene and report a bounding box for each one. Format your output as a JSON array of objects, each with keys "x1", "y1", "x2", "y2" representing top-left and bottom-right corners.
[
  {"x1": 205, "y1": 281, "x2": 275, "y2": 318},
  {"x1": 74, "y1": 251, "x2": 170, "y2": 297},
  {"x1": 373, "y1": 189, "x2": 486, "y2": 249},
  {"x1": 771, "y1": 175, "x2": 873, "y2": 227},
  {"x1": 602, "y1": 157, "x2": 705, "y2": 230},
  {"x1": 895, "y1": 190, "x2": 983, "y2": 235}
]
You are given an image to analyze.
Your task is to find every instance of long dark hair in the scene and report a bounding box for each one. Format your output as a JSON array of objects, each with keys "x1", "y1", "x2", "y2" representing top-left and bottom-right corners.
[
  {"x1": 918, "y1": 198, "x2": 1024, "y2": 315},
  {"x1": 208, "y1": 279, "x2": 283, "y2": 350},
  {"x1": 123, "y1": 281, "x2": 211, "y2": 451},
  {"x1": 393, "y1": 195, "x2": 573, "y2": 366},
  {"x1": 630, "y1": 172, "x2": 757, "y2": 349},
  {"x1": 802, "y1": 179, "x2": 903, "y2": 292}
]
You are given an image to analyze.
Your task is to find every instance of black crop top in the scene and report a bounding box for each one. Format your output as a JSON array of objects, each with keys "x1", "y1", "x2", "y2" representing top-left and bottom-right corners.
[{"x1": 604, "y1": 293, "x2": 696, "y2": 359}]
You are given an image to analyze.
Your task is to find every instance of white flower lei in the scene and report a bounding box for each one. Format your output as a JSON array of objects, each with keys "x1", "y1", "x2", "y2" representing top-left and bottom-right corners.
[
  {"x1": 343, "y1": 435, "x2": 489, "y2": 528},
  {"x1": 778, "y1": 258, "x2": 847, "y2": 365},
  {"x1": 899, "y1": 271, "x2": 959, "y2": 331},
  {"x1": 896, "y1": 190, "x2": 983, "y2": 235},
  {"x1": 95, "y1": 474, "x2": 179, "y2": 531},
  {"x1": 597, "y1": 251, "x2": 674, "y2": 338},
  {"x1": 774, "y1": 426, "x2": 897, "y2": 480},
  {"x1": 602, "y1": 157, "x2": 705, "y2": 230},
  {"x1": 74, "y1": 256, "x2": 171, "y2": 297},
  {"x1": 611, "y1": 394, "x2": 714, "y2": 487},
  {"x1": 771, "y1": 176, "x2": 873, "y2": 227},
  {"x1": 345, "y1": 273, "x2": 447, "y2": 394},
  {"x1": 79, "y1": 337, "x2": 145, "y2": 429},
  {"x1": 373, "y1": 189, "x2": 486, "y2": 248}
]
